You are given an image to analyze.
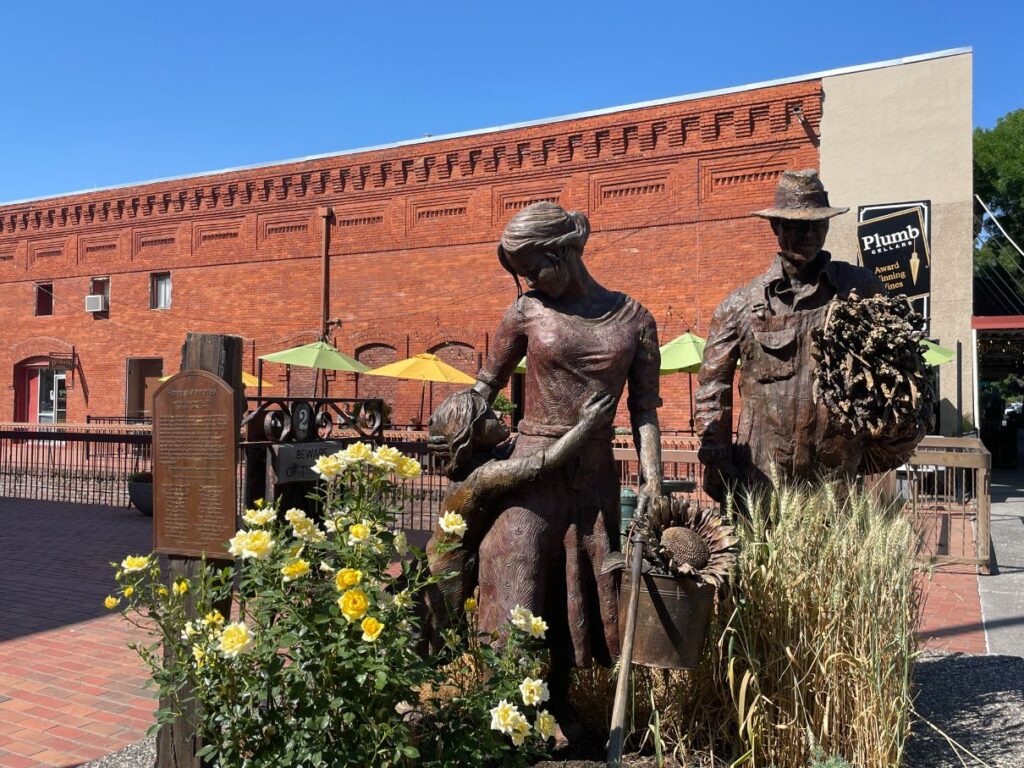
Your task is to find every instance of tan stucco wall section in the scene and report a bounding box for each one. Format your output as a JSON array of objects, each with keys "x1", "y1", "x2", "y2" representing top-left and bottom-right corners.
[{"x1": 820, "y1": 52, "x2": 974, "y2": 432}]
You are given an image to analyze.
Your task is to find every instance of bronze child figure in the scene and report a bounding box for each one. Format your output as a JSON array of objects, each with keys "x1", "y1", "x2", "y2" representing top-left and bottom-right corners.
[{"x1": 423, "y1": 389, "x2": 616, "y2": 640}]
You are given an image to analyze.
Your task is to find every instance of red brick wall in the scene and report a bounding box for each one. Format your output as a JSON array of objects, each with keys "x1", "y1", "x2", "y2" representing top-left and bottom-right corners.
[{"x1": 0, "y1": 81, "x2": 821, "y2": 430}]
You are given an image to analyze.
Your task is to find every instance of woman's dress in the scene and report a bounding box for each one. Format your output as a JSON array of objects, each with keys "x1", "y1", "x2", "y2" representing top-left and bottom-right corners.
[{"x1": 475, "y1": 290, "x2": 661, "y2": 667}]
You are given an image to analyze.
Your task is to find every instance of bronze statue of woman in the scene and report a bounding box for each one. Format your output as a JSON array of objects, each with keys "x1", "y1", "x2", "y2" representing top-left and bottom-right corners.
[{"x1": 469, "y1": 201, "x2": 663, "y2": 736}]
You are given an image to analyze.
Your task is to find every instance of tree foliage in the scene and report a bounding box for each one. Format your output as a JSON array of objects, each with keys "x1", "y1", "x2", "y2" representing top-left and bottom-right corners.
[{"x1": 974, "y1": 109, "x2": 1024, "y2": 311}]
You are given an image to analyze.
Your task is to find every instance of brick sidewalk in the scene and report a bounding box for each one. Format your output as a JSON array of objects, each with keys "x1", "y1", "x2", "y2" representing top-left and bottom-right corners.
[
  {"x1": 0, "y1": 500, "x2": 154, "y2": 768},
  {"x1": 0, "y1": 496, "x2": 988, "y2": 767}
]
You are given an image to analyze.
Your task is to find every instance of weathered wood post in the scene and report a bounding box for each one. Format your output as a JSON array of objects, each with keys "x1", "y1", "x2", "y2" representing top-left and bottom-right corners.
[{"x1": 155, "y1": 332, "x2": 243, "y2": 768}]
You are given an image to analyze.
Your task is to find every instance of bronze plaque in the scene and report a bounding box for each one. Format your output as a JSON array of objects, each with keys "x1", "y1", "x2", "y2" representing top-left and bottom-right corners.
[{"x1": 153, "y1": 370, "x2": 237, "y2": 558}]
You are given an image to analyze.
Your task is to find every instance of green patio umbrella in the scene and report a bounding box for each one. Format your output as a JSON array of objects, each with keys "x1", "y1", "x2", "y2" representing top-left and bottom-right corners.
[
  {"x1": 920, "y1": 339, "x2": 955, "y2": 366},
  {"x1": 660, "y1": 331, "x2": 706, "y2": 374},
  {"x1": 259, "y1": 341, "x2": 369, "y2": 398},
  {"x1": 260, "y1": 341, "x2": 370, "y2": 373},
  {"x1": 659, "y1": 332, "x2": 707, "y2": 434}
]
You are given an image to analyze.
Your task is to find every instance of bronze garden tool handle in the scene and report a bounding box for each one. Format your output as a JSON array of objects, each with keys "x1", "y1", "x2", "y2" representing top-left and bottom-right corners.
[{"x1": 607, "y1": 529, "x2": 646, "y2": 767}]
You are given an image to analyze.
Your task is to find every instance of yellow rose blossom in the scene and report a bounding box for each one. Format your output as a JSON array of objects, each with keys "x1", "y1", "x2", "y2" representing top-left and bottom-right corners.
[
  {"x1": 360, "y1": 616, "x2": 384, "y2": 642},
  {"x1": 122, "y1": 585, "x2": 134, "y2": 598},
  {"x1": 292, "y1": 516, "x2": 325, "y2": 543},
  {"x1": 509, "y1": 604, "x2": 532, "y2": 632},
  {"x1": 347, "y1": 522, "x2": 372, "y2": 546},
  {"x1": 439, "y1": 511, "x2": 468, "y2": 538},
  {"x1": 312, "y1": 453, "x2": 345, "y2": 480},
  {"x1": 192, "y1": 645, "x2": 207, "y2": 667},
  {"x1": 535, "y1": 710, "x2": 557, "y2": 741},
  {"x1": 392, "y1": 531, "x2": 409, "y2": 556},
  {"x1": 464, "y1": 597, "x2": 478, "y2": 613},
  {"x1": 395, "y1": 456, "x2": 422, "y2": 479},
  {"x1": 172, "y1": 580, "x2": 189, "y2": 596},
  {"x1": 104, "y1": 595, "x2": 120, "y2": 609},
  {"x1": 158, "y1": 586, "x2": 169, "y2": 597},
  {"x1": 120, "y1": 555, "x2": 150, "y2": 573},
  {"x1": 228, "y1": 529, "x2": 275, "y2": 560},
  {"x1": 204, "y1": 610, "x2": 225, "y2": 626},
  {"x1": 489, "y1": 699, "x2": 519, "y2": 734},
  {"x1": 509, "y1": 713, "x2": 531, "y2": 746},
  {"x1": 519, "y1": 677, "x2": 550, "y2": 707},
  {"x1": 242, "y1": 506, "x2": 276, "y2": 526},
  {"x1": 254, "y1": 497, "x2": 265, "y2": 508},
  {"x1": 528, "y1": 615, "x2": 549, "y2": 639},
  {"x1": 218, "y1": 622, "x2": 254, "y2": 658},
  {"x1": 343, "y1": 441, "x2": 373, "y2": 463},
  {"x1": 370, "y1": 445, "x2": 403, "y2": 470},
  {"x1": 334, "y1": 568, "x2": 363, "y2": 590},
  {"x1": 284, "y1": 508, "x2": 307, "y2": 523},
  {"x1": 281, "y1": 558, "x2": 311, "y2": 583},
  {"x1": 338, "y1": 588, "x2": 369, "y2": 622}
]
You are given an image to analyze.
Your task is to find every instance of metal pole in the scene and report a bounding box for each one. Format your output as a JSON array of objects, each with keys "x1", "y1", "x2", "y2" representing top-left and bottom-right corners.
[
  {"x1": 956, "y1": 341, "x2": 963, "y2": 437},
  {"x1": 318, "y1": 207, "x2": 333, "y2": 399}
]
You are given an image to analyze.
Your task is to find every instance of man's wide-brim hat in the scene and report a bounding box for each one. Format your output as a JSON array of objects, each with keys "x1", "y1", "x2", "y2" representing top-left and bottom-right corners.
[{"x1": 752, "y1": 169, "x2": 849, "y2": 221}]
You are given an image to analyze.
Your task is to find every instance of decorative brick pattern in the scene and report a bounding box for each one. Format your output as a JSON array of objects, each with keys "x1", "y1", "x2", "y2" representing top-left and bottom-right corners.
[{"x1": 0, "y1": 81, "x2": 824, "y2": 429}]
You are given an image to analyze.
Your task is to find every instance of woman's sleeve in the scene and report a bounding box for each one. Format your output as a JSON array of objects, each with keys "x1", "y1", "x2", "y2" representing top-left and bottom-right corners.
[
  {"x1": 627, "y1": 307, "x2": 663, "y2": 413},
  {"x1": 470, "y1": 451, "x2": 547, "y2": 502},
  {"x1": 477, "y1": 302, "x2": 528, "y2": 392}
]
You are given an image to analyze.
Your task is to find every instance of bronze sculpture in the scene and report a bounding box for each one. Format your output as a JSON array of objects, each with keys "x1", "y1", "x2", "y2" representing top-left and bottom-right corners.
[
  {"x1": 422, "y1": 389, "x2": 616, "y2": 647},
  {"x1": 455, "y1": 201, "x2": 664, "y2": 736},
  {"x1": 695, "y1": 169, "x2": 921, "y2": 501}
]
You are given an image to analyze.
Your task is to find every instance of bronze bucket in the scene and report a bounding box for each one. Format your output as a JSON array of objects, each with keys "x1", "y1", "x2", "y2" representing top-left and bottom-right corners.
[{"x1": 618, "y1": 571, "x2": 715, "y2": 670}]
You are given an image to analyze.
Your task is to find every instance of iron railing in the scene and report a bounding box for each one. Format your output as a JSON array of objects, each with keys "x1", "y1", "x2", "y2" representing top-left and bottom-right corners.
[
  {"x1": 0, "y1": 423, "x2": 153, "y2": 507},
  {"x1": 0, "y1": 424, "x2": 992, "y2": 574},
  {"x1": 869, "y1": 436, "x2": 992, "y2": 573}
]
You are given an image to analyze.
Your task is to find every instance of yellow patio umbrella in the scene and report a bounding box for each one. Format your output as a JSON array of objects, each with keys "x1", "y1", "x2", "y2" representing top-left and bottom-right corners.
[
  {"x1": 364, "y1": 353, "x2": 476, "y2": 424},
  {"x1": 159, "y1": 371, "x2": 272, "y2": 389}
]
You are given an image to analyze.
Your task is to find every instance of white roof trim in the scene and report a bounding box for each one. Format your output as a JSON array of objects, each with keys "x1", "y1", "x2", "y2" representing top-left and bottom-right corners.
[{"x1": 1, "y1": 47, "x2": 971, "y2": 208}]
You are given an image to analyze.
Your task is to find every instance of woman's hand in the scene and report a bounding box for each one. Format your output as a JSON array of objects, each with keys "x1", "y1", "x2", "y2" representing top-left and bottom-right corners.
[{"x1": 579, "y1": 392, "x2": 617, "y2": 431}]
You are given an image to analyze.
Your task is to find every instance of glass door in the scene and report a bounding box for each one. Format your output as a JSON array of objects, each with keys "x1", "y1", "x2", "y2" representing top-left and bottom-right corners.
[{"x1": 37, "y1": 369, "x2": 66, "y2": 424}]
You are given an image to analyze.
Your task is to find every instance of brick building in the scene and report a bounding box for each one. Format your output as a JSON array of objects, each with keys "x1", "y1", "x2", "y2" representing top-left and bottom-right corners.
[{"x1": 0, "y1": 48, "x2": 973, "y2": 432}]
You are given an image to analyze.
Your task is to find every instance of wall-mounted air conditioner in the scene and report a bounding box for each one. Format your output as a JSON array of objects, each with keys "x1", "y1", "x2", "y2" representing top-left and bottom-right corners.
[{"x1": 85, "y1": 294, "x2": 108, "y2": 313}]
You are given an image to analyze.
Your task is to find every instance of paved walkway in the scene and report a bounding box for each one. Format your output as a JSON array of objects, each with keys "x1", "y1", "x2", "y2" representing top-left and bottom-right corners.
[
  {"x1": 0, "y1": 500, "x2": 153, "y2": 768},
  {"x1": 981, "y1": 468, "x2": 1024, "y2": 656},
  {"x1": 1, "y1": 474, "x2": 1020, "y2": 767}
]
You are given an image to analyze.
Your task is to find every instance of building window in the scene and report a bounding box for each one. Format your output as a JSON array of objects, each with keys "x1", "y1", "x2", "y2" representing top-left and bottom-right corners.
[
  {"x1": 90, "y1": 276, "x2": 110, "y2": 299},
  {"x1": 150, "y1": 272, "x2": 171, "y2": 309},
  {"x1": 35, "y1": 283, "x2": 54, "y2": 316},
  {"x1": 89, "y1": 277, "x2": 110, "y2": 316}
]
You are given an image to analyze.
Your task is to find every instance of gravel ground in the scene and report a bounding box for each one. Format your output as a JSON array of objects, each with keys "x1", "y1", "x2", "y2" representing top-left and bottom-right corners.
[
  {"x1": 80, "y1": 652, "x2": 1024, "y2": 768},
  {"x1": 904, "y1": 652, "x2": 1024, "y2": 768}
]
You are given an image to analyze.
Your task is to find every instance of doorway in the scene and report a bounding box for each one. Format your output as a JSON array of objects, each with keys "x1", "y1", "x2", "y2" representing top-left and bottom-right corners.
[
  {"x1": 13, "y1": 360, "x2": 67, "y2": 423},
  {"x1": 125, "y1": 358, "x2": 163, "y2": 420}
]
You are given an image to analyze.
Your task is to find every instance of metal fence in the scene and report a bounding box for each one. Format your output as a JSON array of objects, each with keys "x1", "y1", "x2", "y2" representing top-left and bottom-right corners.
[
  {"x1": 0, "y1": 423, "x2": 152, "y2": 507},
  {"x1": 0, "y1": 424, "x2": 992, "y2": 574}
]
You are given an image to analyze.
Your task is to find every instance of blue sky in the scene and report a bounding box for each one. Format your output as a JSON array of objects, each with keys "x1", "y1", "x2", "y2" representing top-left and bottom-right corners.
[{"x1": 0, "y1": 0, "x2": 1019, "y2": 203}]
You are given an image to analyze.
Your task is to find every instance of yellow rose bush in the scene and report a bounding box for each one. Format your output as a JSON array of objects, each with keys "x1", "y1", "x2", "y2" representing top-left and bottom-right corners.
[{"x1": 109, "y1": 443, "x2": 551, "y2": 767}]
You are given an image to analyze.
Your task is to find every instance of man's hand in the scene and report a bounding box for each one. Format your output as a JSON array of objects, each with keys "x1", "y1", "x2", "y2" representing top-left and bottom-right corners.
[{"x1": 697, "y1": 445, "x2": 735, "y2": 504}]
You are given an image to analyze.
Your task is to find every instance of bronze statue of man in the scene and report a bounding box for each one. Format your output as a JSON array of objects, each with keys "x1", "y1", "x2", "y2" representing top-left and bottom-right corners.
[{"x1": 695, "y1": 169, "x2": 888, "y2": 501}]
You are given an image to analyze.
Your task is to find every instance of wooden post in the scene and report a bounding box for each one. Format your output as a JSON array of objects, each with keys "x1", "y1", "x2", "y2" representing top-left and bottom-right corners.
[
  {"x1": 977, "y1": 463, "x2": 992, "y2": 575},
  {"x1": 156, "y1": 333, "x2": 243, "y2": 768}
]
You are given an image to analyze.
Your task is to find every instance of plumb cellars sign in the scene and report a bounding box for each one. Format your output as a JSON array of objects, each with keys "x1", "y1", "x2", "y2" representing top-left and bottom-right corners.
[{"x1": 857, "y1": 201, "x2": 931, "y2": 302}]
